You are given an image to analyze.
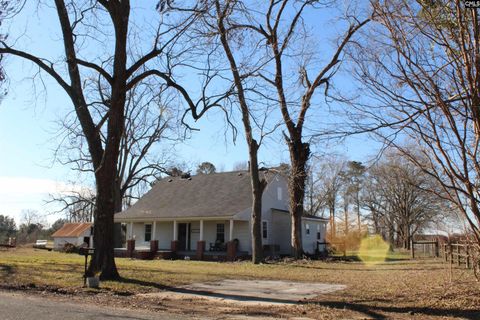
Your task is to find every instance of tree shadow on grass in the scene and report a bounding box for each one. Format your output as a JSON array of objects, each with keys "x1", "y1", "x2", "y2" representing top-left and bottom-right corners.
[
  {"x1": 313, "y1": 301, "x2": 480, "y2": 320},
  {"x1": 0, "y1": 264, "x2": 16, "y2": 277}
]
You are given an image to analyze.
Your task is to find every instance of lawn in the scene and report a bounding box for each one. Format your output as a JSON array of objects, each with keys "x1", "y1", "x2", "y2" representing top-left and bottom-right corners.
[{"x1": 1, "y1": 247, "x2": 479, "y2": 319}]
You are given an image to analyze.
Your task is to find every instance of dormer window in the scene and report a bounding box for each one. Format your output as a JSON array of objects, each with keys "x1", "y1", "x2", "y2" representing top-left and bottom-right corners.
[{"x1": 277, "y1": 187, "x2": 282, "y2": 200}]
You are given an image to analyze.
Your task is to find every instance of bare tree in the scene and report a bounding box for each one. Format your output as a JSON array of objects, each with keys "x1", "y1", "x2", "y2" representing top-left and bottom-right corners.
[
  {"x1": 49, "y1": 189, "x2": 95, "y2": 223},
  {"x1": 349, "y1": 0, "x2": 480, "y2": 251},
  {"x1": 342, "y1": 161, "x2": 366, "y2": 232},
  {"x1": 197, "y1": 0, "x2": 285, "y2": 263},
  {"x1": 0, "y1": 1, "x2": 223, "y2": 279},
  {"x1": 232, "y1": 161, "x2": 248, "y2": 171},
  {"x1": 213, "y1": 0, "x2": 370, "y2": 257},
  {"x1": 0, "y1": 0, "x2": 23, "y2": 83},
  {"x1": 196, "y1": 161, "x2": 216, "y2": 174},
  {"x1": 362, "y1": 149, "x2": 448, "y2": 249},
  {"x1": 304, "y1": 162, "x2": 325, "y2": 217},
  {"x1": 54, "y1": 78, "x2": 176, "y2": 213},
  {"x1": 305, "y1": 155, "x2": 346, "y2": 238}
]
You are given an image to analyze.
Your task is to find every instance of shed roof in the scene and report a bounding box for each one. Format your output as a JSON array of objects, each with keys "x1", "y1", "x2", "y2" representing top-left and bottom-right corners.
[
  {"x1": 115, "y1": 171, "x2": 261, "y2": 220},
  {"x1": 51, "y1": 223, "x2": 92, "y2": 238}
]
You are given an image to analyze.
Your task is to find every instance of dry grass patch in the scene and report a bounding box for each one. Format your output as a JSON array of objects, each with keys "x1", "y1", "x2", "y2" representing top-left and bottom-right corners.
[{"x1": 0, "y1": 248, "x2": 479, "y2": 319}]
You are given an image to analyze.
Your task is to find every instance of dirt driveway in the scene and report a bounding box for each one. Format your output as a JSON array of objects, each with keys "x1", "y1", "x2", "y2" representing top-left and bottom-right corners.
[{"x1": 141, "y1": 279, "x2": 347, "y2": 305}]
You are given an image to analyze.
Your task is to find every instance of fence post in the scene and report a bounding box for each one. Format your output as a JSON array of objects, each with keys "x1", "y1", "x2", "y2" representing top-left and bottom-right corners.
[
  {"x1": 411, "y1": 240, "x2": 415, "y2": 259},
  {"x1": 466, "y1": 245, "x2": 470, "y2": 269},
  {"x1": 449, "y1": 244, "x2": 453, "y2": 265}
]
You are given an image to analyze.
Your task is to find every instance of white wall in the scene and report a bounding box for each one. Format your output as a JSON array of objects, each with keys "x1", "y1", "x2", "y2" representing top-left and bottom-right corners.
[
  {"x1": 301, "y1": 219, "x2": 327, "y2": 254},
  {"x1": 270, "y1": 210, "x2": 328, "y2": 255},
  {"x1": 259, "y1": 175, "x2": 289, "y2": 250},
  {"x1": 203, "y1": 220, "x2": 232, "y2": 248},
  {"x1": 232, "y1": 220, "x2": 250, "y2": 253},
  {"x1": 155, "y1": 222, "x2": 173, "y2": 250},
  {"x1": 271, "y1": 210, "x2": 291, "y2": 255},
  {"x1": 54, "y1": 237, "x2": 81, "y2": 249}
]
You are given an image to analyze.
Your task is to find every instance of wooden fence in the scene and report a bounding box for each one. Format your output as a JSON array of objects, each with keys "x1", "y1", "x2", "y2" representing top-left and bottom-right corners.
[
  {"x1": 411, "y1": 240, "x2": 439, "y2": 258},
  {"x1": 442, "y1": 243, "x2": 474, "y2": 269}
]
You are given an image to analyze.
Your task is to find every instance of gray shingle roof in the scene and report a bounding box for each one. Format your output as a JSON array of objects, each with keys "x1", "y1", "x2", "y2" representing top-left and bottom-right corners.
[{"x1": 115, "y1": 171, "x2": 253, "y2": 220}]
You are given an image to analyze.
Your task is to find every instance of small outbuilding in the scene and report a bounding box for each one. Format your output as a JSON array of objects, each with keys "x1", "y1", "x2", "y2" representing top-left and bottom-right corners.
[{"x1": 51, "y1": 222, "x2": 93, "y2": 250}]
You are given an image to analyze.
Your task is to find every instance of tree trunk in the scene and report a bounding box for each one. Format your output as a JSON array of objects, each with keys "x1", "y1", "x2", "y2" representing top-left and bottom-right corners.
[
  {"x1": 372, "y1": 209, "x2": 379, "y2": 234},
  {"x1": 288, "y1": 139, "x2": 310, "y2": 259},
  {"x1": 214, "y1": 1, "x2": 266, "y2": 264},
  {"x1": 114, "y1": 178, "x2": 123, "y2": 213},
  {"x1": 356, "y1": 192, "x2": 361, "y2": 233},
  {"x1": 388, "y1": 222, "x2": 395, "y2": 249},
  {"x1": 329, "y1": 205, "x2": 336, "y2": 239},
  {"x1": 249, "y1": 142, "x2": 266, "y2": 264},
  {"x1": 89, "y1": 180, "x2": 119, "y2": 280},
  {"x1": 344, "y1": 201, "x2": 349, "y2": 235},
  {"x1": 88, "y1": 1, "x2": 129, "y2": 280}
]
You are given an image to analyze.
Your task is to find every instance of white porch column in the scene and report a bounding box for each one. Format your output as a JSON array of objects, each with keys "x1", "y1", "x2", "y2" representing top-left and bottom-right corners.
[
  {"x1": 173, "y1": 220, "x2": 178, "y2": 241},
  {"x1": 229, "y1": 219, "x2": 234, "y2": 241},
  {"x1": 199, "y1": 220, "x2": 204, "y2": 241},
  {"x1": 129, "y1": 222, "x2": 133, "y2": 239},
  {"x1": 152, "y1": 221, "x2": 156, "y2": 240}
]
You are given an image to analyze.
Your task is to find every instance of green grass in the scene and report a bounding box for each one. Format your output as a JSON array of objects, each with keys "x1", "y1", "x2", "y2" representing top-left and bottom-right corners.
[{"x1": 1, "y1": 247, "x2": 479, "y2": 319}]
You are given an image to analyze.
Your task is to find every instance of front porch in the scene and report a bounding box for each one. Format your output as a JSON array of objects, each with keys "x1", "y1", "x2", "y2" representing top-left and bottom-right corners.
[{"x1": 114, "y1": 218, "x2": 250, "y2": 261}]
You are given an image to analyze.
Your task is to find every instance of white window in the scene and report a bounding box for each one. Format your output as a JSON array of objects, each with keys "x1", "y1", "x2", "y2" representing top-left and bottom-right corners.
[
  {"x1": 305, "y1": 223, "x2": 310, "y2": 236},
  {"x1": 277, "y1": 187, "x2": 282, "y2": 200},
  {"x1": 317, "y1": 224, "x2": 321, "y2": 240},
  {"x1": 262, "y1": 220, "x2": 268, "y2": 239}
]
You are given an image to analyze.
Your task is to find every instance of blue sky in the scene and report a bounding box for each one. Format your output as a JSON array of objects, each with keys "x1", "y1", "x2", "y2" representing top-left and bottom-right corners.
[{"x1": 0, "y1": 1, "x2": 379, "y2": 225}]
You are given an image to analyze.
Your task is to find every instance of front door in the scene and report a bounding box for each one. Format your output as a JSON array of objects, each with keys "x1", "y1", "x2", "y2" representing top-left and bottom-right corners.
[{"x1": 178, "y1": 223, "x2": 190, "y2": 251}]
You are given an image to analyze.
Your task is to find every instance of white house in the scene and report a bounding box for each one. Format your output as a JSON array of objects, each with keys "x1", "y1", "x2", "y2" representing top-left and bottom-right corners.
[
  {"x1": 114, "y1": 170, "x2": 328, "y2": 259},
  {"x1": 52, "y1": 223, "x2": 93, "y2": 250}
]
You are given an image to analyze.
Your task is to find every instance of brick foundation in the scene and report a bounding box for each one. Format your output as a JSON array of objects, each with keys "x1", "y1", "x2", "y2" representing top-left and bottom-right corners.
[
  {"x1": 150, "y1": 240, "x2": 158, "y2": 252},
  {"x1": 196, "y1": 241, "x2": 205, "y2": 260},
  {"x1": 126, "y1": 239, "x2": 135, "y2": 258},
  {"x1": 171, "y1": 240, "x2": 179, "y2": 253},
  {"x1": 227, "y1": 240, "x2": 237, "y2": 262}
]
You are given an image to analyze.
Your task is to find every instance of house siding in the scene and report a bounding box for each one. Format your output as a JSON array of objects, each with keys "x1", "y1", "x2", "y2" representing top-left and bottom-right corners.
[
  {"x1": 155, "y1": 222, "x2": 173, "y2": 250},
  {"x1": 271, "y1": 209, "x2": 328, "y2": 255},
  {"x1": 260, "y1": 175, "x2": 288, "y2": 247},
  {"x1": 54, "y1": 237, "x2": 81, "y2": 249},
  {"x1": 53, "y1": 229, "x2": 91, "y2": 250},
  {"x1": 302, "y1": 219, "x2": 326, "y2": 254},
  {"x1": 130, "y1": 223, "x2": 149, "y2": 247},
  {"x1": 232, "y1": 220, "x2": 250, "y2": 253},
  {"x1": 271, "y1": 210, "x2": 292, "y2": 254}
]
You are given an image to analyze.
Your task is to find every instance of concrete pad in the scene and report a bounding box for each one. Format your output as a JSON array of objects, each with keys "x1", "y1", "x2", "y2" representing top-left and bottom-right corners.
[{"x1": 140, "y1": 280, "x2": 346, "y2": 306}]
